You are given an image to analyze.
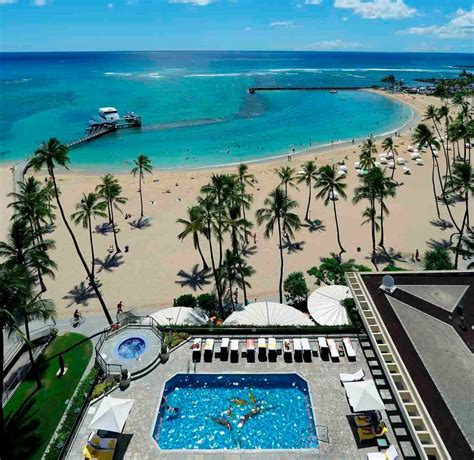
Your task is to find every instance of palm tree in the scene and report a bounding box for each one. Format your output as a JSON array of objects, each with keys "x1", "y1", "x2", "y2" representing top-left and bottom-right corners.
[
  {"x1": 197, "y1": 195, "x2": 224, "y2": 317},
  {"x1": 275, "y1": 165, "x2": 298, "y2": 198},
  {"x1": 361, "y1": 136, "x2": 378, "y2": 157},
  {"x1": 297, "y1": 160, "x2": 318, "y2": 221},
  {"x1": 377, "y1": 172, "x2": 397, "y2": 251},
  {"x1": 445, "y1": 163, "x2": 473, "y2": 267},
  {"x1": 96, "y1": 174, "x2": 128, "y2": 253},
  {"x1": 361, "y1": 207, "x2": 380, "y2": 267},
  {"x1": 256, "y1": 187, "x2": 300, "y2": 303},
  {"x1": 0, "y1": 219, "x2": 56, "y2": 294},
  {"x1": 381, "y1": 137, "x2": 398, "y2": 180},
  {"x1": 71, "y1": 193, "x2": 108, "y2": 282},
  {"x1": 314, "y1": 165, "x2": 347, "y2": 254},
  {"x1": 177, "y1": 206, "x2": 209, "y2": 270},
  {"x1": 435, "y1": 104, "x2": 452, "y2": 179},
  {"x1": 224, "y1": 204, "x2": 253, "y2": 256},
  {"x1": 130, "y1": 154, "x2": 153, "y2": 222},
  {"x1": 359, "y1": 151, "x2": 376, "y2": 172},
  {"x1": 236, "y1": 163, "x2": 256, "y2": 222},
  {"x1": 25, "y1": 138, "x2": 113, "y2": 325}
]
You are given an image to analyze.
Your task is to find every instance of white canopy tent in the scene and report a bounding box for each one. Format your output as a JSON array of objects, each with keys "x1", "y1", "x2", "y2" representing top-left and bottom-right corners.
[
  {"x1": 308, "y1": 285, "x2": 352, "y2": 326},
  {"x1": 344, "y1": 380, "x2": 385, "y2": 412},
  {"x1": 222, "y1": 302, "x2": 314, "y2": 326},
  {"x1": 88, "y1": 397, "x2": 134, "y2": 433},
  {"x1": 150, "y1": 307, "x2": 209, "y2": 326}
]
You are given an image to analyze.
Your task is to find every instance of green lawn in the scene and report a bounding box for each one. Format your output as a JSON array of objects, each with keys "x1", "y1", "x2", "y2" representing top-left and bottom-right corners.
[{"x1": 4, "y1": 332, "x2": 93, "y2": 460}]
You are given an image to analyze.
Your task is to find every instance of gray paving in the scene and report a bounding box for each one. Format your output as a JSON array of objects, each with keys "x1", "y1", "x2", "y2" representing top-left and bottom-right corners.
[
  {"x1": 388, "y1": 297, "x2": 474, "y2": 450},
  {"x1": 68, "y1": 336, "x2": 405, "y2": 459},
  {"x1": 397, "y1": 284, "x2": 468, "y2": 313}
]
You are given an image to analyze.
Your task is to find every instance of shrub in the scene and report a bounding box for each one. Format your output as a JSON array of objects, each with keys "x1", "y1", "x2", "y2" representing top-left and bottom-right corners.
[
  {"x1": 197, "y1": 293, "x2": 218, "y2": 316},
  {"x1": 170, "y1": 332, "x2": 190, "y2": 348},
  {"x1": 423, "y1": 247, "x2": 453, "y2": 270},
  {"x1": 174, "y1": 294, "x2": 197, "y2": 309},
  {"x1": 284, "y1": 272, "x2": 309, "y2": 308},
  {"x1": 307, "y1": 257, "x2": 371, "y2": 286},
  {"x1": 91, "y1": 377, "x2": 117, "y2": 400},
  {"x1": 382, "y1": 265, "x2": 407, "y2": 272}
]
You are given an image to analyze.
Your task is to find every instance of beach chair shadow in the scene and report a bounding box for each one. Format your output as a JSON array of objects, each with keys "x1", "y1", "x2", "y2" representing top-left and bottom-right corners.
[
  {"x1": 62, "y1": 281, "x2": 98, "y2": 307},
  {"x1": 175, "y1": 265, "x2": 212, "y2": 291},
  {"x1": 96, "y1": 253, "x2": 124, "y2": 273}
]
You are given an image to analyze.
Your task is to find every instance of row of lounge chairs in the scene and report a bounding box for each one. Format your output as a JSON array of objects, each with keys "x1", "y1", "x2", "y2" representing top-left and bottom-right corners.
[{"x1": 191, "y1": 336, "x2": 357, "y2": 363}]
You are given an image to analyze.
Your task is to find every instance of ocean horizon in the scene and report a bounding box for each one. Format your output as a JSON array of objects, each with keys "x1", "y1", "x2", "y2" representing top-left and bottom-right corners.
[{"x1": 1, "y1": 50, "x2": 472, "y2": 170}]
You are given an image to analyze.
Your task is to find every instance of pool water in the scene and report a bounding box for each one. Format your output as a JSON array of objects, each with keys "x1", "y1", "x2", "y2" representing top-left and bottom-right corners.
[
  {"x1": 117, "y1": 337, "x2": 146, "y2": 359},
  {"x1": 153, "y1": 373, "x2": 319, "y2": 450}
]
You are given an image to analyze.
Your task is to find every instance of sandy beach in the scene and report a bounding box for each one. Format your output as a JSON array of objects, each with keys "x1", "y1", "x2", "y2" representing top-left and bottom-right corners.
[{"x1": 0, "y1": 90, "x2": 467, "y2": 319}]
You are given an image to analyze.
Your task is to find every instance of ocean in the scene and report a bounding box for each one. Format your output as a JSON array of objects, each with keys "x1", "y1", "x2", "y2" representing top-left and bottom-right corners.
[{"x1": 0, "y1": 51, "x2": 472, "y2": 171}]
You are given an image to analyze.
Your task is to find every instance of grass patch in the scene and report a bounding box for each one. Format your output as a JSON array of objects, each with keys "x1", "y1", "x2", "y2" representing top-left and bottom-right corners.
[{"x1": 4, "y1": 332, "x2": 93, "y2": 460}]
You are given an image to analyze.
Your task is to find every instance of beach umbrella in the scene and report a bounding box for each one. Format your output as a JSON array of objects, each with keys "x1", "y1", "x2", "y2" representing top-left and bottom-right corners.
[
  {"x1": 308, "y1": 285, "x2": 352, "y2": 326},
  {"x1": 150, "y1": 307, "x2": 209, "y2": 326},
  {"x1": 222, "y1": 302, "x2": 314, "y2": 326},
  {"x1": 88, "y1": 397, "x2": 134, "y2": 433},
  {"x1": 344, "y1": 380, "x2": 385, "y2": 412}
]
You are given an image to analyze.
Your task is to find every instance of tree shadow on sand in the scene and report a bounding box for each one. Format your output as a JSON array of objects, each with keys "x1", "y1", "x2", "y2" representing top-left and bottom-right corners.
[
  {"x1": 280, "y1": 239, "x2": 306, "y2": 255},
  {"x1": 95, "y1": 222, "x2": 114, "y2": 235},
  {"x1": 430, "y1": 218, "x2": 453, "y2": 231},
  {"x1": 240, "y1": 242, "x2": 258, "y2": 258},
  {"x1": 175, "y1": 265, "x2": 212, "y2": 291},
  {"x1": 95, "y1": 253, "x2": 124, "y2": 273},
  {"x1": 62, "y1": 280, "x2": 101, "y2": 308},
  {"x1": 129, "y1": 217, "x2": 152, "y2": 230},
  {"x1": 374, "y1": 247, "x2": 405, "y2": 265},
  {"x1": 426, "y1": 238, "x2": 452, "y2": 250},
  {"x1": 301, "y1": 219, "x2": 326, "y2": 233}
]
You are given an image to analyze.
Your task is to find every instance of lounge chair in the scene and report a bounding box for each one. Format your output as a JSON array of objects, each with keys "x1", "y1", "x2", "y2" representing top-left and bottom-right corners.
[
  {"x1": 246, "y1": 338, "x2": 255, "y2": 362},
  {"x1": 268, "y1": 338, "x2": 277, "y2": 360},
  {"x1": 87, "y1": 432, "x2": 118, "y2": 450},
  {"x1": 343, "y1": 337, "x2": 356, "y2": 361},
  {"x1": 230, "y1": 339, "x2": 239, "y2": 362},
  {"x1": 283, "y1": 338, "x2": 292, "y2": 360},
  {"x1": 83, "y1": 444, "x2": 115, "y2": 460},
  {"x1": 318, "y1": 336, "x2": 329, "y2": 360},
  {"x1": 354, "y1": 410, "x2": 382, "y2": 427},
  {"x1": 340, "y1": 368, "x2": 365, "y2": 383},
  {"x1": 301, "y1": 338, "x2": 311, "y2": 361},
  {"x1": 204, "y1": 338, "x2": 214, "y2": 362},
  {"x1": 192, "y1": 338, "x2": 202, "y2": 361},
  {"x1": 220, "y1": 337, "x2": 229, "y2": 360},
  {"x1": 293, "y1": 338, "x2": 302, "y2": 361},
  {"x1": 327, "y1": 338, "x2": 339, "y2": 361},
  {"x1": 258, "y1": 338, "x2": 266, "y2": 360},
  {"x1": 403, "y1": 166, "x2": 411, "y2": 175},
  {"x1": 367, "y1": 445, "x2": 399, "y2": 460},
  {"x1": 358, "y1": 422, "x2": 388, "y2": 442}
]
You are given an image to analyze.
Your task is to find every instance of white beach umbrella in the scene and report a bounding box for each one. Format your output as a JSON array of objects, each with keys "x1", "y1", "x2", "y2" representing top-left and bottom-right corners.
[
  {"x1": 344, "y1": 380, "x2": 385, "y2": 412},
  {"x1": 222, "y1": 302, "x2": 314, "y2": 326},
  {"x1": 88, "y1": 397, "x2": 134, "y2": 433},
  {"x1": 308, "y1": 285, "x2": 352, "y2": 326},
  {"x1": 151, "y1": 307, "x2": 209, "y2": 326}
]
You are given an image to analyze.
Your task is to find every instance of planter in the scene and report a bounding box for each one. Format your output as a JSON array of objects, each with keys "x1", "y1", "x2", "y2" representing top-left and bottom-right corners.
[{"x1": 160, "y1": 349, "x2": 170, "y2": 363}]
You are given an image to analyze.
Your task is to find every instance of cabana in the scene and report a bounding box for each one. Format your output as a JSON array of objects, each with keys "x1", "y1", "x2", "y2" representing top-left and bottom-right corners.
[
  {"x1": 151, "y1": 307, "x2": 208, "y2": 326},
  {"x1": 344, "y1": 380, "x2": 385, "y2": 412}
]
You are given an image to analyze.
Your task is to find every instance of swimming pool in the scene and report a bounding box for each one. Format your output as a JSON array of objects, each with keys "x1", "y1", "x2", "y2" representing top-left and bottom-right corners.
[{"x1": 153, "y1": 373, "x2": 319, "y2": 450}]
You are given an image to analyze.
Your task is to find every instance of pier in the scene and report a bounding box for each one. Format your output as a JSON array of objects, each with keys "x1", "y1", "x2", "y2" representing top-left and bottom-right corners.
[{"x1": 248, "y1": 86, "x2": 374, "y2": 94}]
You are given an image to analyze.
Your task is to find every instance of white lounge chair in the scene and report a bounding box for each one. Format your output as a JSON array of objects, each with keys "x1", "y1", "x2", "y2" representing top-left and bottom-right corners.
[
  {"x1": 246, "y1": 338, "x2": 255, "y2": 361},
  {"x1": 192, "y1": 338, "x2": 202, "y2": 361},
  {"x1": 415, "y1": 158, "x2": 424, "y2": 166},
  {"x1": 318, "y1": 336, "x2": 329, "y2": 360},
  {"x1": 379, "y1": 158, "x2": 388, "y2": 165},
  {"x1": 343, "y1": 337, "x2": 356, "y2": 361},
  {"x1": 410, "y1": 152, "x2": 420, "y2": 160},
  {"x1": 221, "y1": 337, "x2": 229, "y2": 353},
  {"x1": 403, "y1": 166, "x2": 411, "y2": 175},
  {"x1": 294, "y1": 338, "x2": 302, "y2": 359},
  {"x1": 301, "y1": 338, "x2": 311, "y2": 360},
  {"x1": 268, "y1": 338, "x2": 277, "y2": 359},
  {"x1": 340, "y1": 368, "x2": 365, "y2": 383},
  {"x1": 388, "y1": 161, "x2": 395, "y2": 169},
  {"x1": 283, "y1": 338, "x2": 292, "y2": 357},
  {"x1": 367, "y1": 445, "x2": 399, "y2": 460},
  {"x1": 258, "y1": 338, "x2": 266, "y2": 359},
  {"x1": 327, "y1": 338, "x2": 339, "y2": 361},
  {"x1": 396, "y1": 158, "x2": 406, "y2": 165},
  {"x1": 230, "y1": 339, "x2": 239, "y2": 361},
  {"x1": 204, "y1": 338, "x2": 214, "y2": 361}
]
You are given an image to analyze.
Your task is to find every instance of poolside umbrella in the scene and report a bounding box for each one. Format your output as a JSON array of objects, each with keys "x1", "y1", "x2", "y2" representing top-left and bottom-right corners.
[
  {"x1": 308, "y1": 285, "x2": 352, "y2": 326},
  {"x1": 344, "y1": 380, "x2": 385, "y2": 412},
  {"x1": 88, "y1": 397, "x2": 134, "y2": 433},
  {"x1": 150, "y1": 307, "x2": 209, "y2": 326},
  {"x1": 222, "y1": 302, "x2": 314, "y2": 326}
]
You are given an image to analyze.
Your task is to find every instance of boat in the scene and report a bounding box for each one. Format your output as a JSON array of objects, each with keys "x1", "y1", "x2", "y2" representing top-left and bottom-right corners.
[{"x1": 98, "y1": 107, "x2": 120, "y2": 122}]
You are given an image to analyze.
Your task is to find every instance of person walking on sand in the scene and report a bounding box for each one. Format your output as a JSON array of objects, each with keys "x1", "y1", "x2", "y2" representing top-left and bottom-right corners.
[
  {"x1": 116, "y1": 300, "x2": 124, "y2": 319},
  {"x1": 253, "y1": 233, "x2": 257, "y2": 245},
  {"x1": 415, "y1": 249, "x2": 420, "y2": 261}
]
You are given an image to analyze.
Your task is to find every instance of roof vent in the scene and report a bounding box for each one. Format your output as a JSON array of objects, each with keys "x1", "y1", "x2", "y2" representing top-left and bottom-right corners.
[{"x1": 380, "y1": 275, "x2": 396, "y2": 294}]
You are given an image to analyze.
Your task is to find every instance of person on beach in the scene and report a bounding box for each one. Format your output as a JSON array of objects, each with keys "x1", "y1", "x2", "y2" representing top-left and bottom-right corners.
[
  {"x1": 415, "y1": 249, "x2": 420, "y2": 261},
  {"x1": 253, "y1": 233, "x2": 257, "y2": 245},
  {"x1": 116, "y1": 300, "x2": 124, "y2": 317}
]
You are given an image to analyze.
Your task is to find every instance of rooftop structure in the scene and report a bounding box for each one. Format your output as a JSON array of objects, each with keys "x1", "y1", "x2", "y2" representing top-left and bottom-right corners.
[{"x1": 346, "y1": 271, "x2": 474, "y2": 460}]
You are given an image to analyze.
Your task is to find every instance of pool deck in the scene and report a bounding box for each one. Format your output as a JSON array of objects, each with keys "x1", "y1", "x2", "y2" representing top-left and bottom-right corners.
[{"x1": 69, "y1": 335, "x2": 417, "y2": 459}]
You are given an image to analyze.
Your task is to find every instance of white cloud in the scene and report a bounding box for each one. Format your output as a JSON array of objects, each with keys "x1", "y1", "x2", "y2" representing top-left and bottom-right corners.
[
  {"x1": 306, "y1": 39, "x2": 362, "y2": 50},
  {"x1": 270, "y1": 20, "x2": 295, "y2": 27},
  {"x1": 0, "y1": 0, "x2": 17, "y2": 4},
  {"x1": 305, "y1": 0, "x2": 322, "y2": 5},
  {"x1": 169, "y1": 0, "x2": 213, "y2": 5},
  {"x1": 334, "y1": 0, "x2": 416, "y2": 20},
  {"x1": 401, "y1": 8, "x2": 474, "y2": 39}
]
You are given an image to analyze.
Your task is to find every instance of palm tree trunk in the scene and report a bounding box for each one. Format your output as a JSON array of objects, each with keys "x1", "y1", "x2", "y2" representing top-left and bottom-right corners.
[
  {"x1": 331, "y1": 194, "x2": 345, "y2": 253},
  {"x1": 305, "y1": 180, "x2": 312, "y2": 221},
  {"x1": 207, "y1": 222, "x2": 223, "y2": 317},
  {"x1": 110, "y1": 200, "x2": 121, "y2": 253},
  {"x1": 24, "y1": 314, "x2": 41, "y2": 390},
  {"x1": 228, "y1": 275, "x2": 235, "y2": 311},
  {"x1": 277, "y1": 216, "x2": 284, "y2": 303},
  {"x1": 430, "y1": 154, "x2": 441, "y2": 220},
  {"x1": 431, "y1": 119, "x2": 450, "y2": 184},
  {"x1": 466, "y1": 194, "x2": 470, "y2": 232},
  {"x1": 0, "y1": 326, "x2": 5, "y2": 438},
  {"x1": 379, "y1": 199, "x2": 385, "y2": 249},
  {"x1": 48, "y1": 166, "x2": 113, "y2": 325},
  {"x1": 454, "y1": 208, "x2": 468, "y2": 269},
  {"x1": 194, "y1": 234, "x2": 208, "y2": 270},
  {"x1": 107, "y1": 201, "x2": 112, "y2": 225},
  {"x1": 88, "y1": 216, "x2": 96, "y2": 280},
  {"x1": 285, "y1": 183, "x2": 288, "y2": 199},
  {"x1": 391, "y1": 161, "x2": 396, "y2": 181},
  {"x1": 370, "y1": 199, "x2": 378, "y2": 271},
  {"x1": 138, "y1": 172, "x2": 144, "y2": 221},
  {"x1": 239, "y1": 264, "x2": 248, "y2": 306}
]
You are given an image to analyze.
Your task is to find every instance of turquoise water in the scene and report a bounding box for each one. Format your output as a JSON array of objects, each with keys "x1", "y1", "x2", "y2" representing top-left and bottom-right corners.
[
  {"x1": 153, "y1": 373, "x2": 318, "y2": 450},
  {"x1": 116, "y1": 336, "x2": 146, "y2": 360},
  {"x1": 1, "y1": 51, "x2": 470, "y2": 170}
]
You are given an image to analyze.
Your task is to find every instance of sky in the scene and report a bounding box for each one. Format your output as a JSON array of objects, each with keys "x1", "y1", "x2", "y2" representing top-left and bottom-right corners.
[{"x1": 0, "y1": 0, "x2": 473, "y2": 53}]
